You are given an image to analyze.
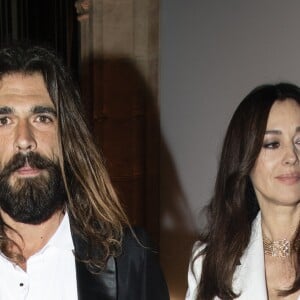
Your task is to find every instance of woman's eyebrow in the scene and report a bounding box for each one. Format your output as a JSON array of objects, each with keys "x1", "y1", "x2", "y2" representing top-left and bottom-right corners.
[
  {"x1": 265, "y1": 127, "x2": 300, "y2": 134},
  {"x1": 265, "y1": 130, "x2": 281, "y2": 135}
]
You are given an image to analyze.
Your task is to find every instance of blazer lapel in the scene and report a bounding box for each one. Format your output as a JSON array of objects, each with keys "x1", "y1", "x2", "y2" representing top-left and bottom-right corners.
[
  {"x1": 72, "y1": 232, "x2": 117, "y2": 300},
  {"x1": 233, "y1": 212, "x2": 268, "y2": 299}
]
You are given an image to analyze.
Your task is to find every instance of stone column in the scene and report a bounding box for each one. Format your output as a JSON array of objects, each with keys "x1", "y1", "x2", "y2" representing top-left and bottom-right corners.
[
  {"x1": 75, "y1": 0, "x2": 93, "y2": 122},
  {"x1": 75, "y1": 0, "x2": 160, "y2": 245}
]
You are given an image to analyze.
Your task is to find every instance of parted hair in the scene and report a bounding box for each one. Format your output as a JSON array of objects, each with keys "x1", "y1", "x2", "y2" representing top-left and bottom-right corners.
[
  {"x1": 195, "y1": 83, "x2": 300, "y2": 299},
  {"x1": 0, "y1": 43, "x2": 129, "y2": 269}
]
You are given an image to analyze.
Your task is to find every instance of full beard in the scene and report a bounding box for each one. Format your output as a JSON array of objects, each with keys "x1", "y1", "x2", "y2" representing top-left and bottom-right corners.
[{"x1": 0, "y1": 152, "x2": 67, "y2": 225}]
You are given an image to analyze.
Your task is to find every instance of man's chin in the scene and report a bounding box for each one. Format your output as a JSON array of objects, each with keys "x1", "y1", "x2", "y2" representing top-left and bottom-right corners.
[
  {"x1": 0, "y1": 153, "x2": 66, "y2": 225},
  {"x1": 3, "y1": 210, "x2": 61, "y2": 225},
  {"x1": 0, "y1": 207, "x2": 57, "y2": 225}
]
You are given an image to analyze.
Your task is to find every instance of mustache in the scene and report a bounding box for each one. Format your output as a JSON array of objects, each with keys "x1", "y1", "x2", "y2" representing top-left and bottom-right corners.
[{"x1": 0, "y1": 152, "x2": 58, "y2": 178}]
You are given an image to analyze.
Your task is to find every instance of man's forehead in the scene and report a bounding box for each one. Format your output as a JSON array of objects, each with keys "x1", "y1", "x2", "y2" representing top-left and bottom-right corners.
[
  {"x1": 0, "y1": 72, "x2": 46, "y2": 89},
  {"x1": 0, "y1": 73, "x2": 53, "y2": 107}
]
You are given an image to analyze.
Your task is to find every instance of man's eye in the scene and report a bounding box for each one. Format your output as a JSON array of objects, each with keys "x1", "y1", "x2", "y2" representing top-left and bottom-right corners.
[
  {"x1": 0, "y1": 117, "x2": 10, "y2": 126},
  {"x1": 36, "y1": 115, "x2": 53, "y2": 123}
]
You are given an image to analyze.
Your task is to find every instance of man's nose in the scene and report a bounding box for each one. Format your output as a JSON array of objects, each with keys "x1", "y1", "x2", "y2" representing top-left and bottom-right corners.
[{"x1": 14, "y1": 120, "x2": 37, "y2": 153}]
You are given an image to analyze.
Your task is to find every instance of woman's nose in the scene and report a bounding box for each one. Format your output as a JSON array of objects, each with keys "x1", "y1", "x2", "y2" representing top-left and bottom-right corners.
[{"x1": 282, "y1": 144, "x2": 299, "y2": 165}]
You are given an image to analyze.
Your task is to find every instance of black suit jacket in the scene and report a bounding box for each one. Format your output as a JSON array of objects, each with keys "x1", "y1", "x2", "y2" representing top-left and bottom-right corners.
[{"x1": 73, "y1": 227, "x2": 170, "y2": 300}]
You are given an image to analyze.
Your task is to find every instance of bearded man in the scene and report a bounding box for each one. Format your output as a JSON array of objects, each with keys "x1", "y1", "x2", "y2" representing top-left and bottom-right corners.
[{"x1": 0, "y1": 44, "x2": 169, "y2": 300}]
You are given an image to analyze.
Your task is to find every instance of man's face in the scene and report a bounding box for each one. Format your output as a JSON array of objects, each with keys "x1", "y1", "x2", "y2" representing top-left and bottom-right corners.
[
  {"x1": 0, "y1": 73, "x2": 59, "y2": 176},
  {"x1": 0, "y1": 73, "x2": 66, "y2": 224}
]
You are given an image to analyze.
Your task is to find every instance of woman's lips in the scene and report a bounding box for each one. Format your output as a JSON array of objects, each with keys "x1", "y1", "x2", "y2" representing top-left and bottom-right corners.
[{"x1": 275, "y1": 173, "x2": 300, "y2": 185}]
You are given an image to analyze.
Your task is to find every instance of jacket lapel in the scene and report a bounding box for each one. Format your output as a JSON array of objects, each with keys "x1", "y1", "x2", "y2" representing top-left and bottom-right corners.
[
  {"x1": 72, "y1": 232, "x2": 117, "y2": 300},
  {"x1": 233, "y1": 212, "x2": 268, "y2": 299}
]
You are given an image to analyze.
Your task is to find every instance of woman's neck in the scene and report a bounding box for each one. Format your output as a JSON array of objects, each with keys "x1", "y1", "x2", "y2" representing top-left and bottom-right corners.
[{"x1": 260, "y1": 204, "x2": 300, "y2": 241}]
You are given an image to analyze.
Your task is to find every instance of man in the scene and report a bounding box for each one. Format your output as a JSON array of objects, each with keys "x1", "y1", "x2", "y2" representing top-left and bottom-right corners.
[{"x1": 0, "y1": 44, "x2": 169, "y2": 300}]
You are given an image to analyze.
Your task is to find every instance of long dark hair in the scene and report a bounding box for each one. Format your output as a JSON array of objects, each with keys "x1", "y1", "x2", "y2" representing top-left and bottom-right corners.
[
  {"x1": 0, "y1": 43, "x2": 130, "y2": 269},
  {"x1": 195, "y1": 83, "x2": 300, "y2": 299}
]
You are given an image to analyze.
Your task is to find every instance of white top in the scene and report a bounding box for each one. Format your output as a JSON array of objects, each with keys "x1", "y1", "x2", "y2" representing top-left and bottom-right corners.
[
  {"x1": 186, "y1": 212, "x2": 269, "y2": 300},
  {"x1": 0, "y1": 212, "x2": 78, "y2": 300}
]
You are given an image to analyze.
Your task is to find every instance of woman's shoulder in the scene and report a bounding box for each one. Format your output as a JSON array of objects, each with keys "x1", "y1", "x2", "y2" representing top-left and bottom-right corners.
[
  {"x1": 189, "y1": 241, "x2": 206, "y2": 275},
  {"x1": 185, "y1": 241, "x2": 206, "y2": 300}
]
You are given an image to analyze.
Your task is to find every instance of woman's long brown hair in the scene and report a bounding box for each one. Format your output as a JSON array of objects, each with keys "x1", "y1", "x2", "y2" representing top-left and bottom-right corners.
[{"x1": 194, "y1": 83, "x2": 300, "y2": 299}]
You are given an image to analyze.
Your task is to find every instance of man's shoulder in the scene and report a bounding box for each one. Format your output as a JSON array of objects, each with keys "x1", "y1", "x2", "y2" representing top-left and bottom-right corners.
[
  {"x1": 116, "y1": 227, "x2": 170, "y2": 299},
  {"x1": 122, "y1": 227, "x2": 152, "y2": 245},
  {"x1": 118, "y1": 226, "x2": 156, "y2": 260}
]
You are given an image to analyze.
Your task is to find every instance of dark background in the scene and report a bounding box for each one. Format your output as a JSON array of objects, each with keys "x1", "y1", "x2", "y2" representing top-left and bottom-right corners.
[
  {"x1": 0, "y1": 0, "x2": 161, "y2": 246},
  {"x1": 0, "y1": 0, "x2": 79, "y2": 79}
]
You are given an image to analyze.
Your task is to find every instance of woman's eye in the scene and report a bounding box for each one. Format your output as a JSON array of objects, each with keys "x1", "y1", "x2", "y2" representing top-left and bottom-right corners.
[
  {"x1": 0, "y1": 117, "x2": 11, "y2": 126},
  {"x1": 262, "y1": 142, "x2": 280, "y2": 149}
]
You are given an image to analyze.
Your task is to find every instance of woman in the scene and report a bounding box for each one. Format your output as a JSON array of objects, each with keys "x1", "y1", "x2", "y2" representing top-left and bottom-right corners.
[{"x1": 186, "y1": 83, "x2": 300, "y2": 299}]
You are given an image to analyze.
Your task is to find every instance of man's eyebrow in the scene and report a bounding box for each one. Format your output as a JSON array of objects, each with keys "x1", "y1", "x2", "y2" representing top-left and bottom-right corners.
[
  {"x1": 0, "y1": 106, "x2": 13, "y2": 114},
  {"x1": 0, "y1": 106, "x2": 57, "y2": 116},
  {"x1": 31, "y1": 106, "x2": 57, "y2": 116}
]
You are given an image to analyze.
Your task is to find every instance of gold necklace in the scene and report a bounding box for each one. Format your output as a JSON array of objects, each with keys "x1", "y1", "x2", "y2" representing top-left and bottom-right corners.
[{"x1": 262, "y1": 233, "x2": 291, "y2": 258}]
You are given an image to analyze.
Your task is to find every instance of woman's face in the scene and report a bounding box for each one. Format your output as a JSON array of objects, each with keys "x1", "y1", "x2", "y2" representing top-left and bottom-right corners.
[{"x1": 250, "y1": 99, "x2": 300, "y2": 209}]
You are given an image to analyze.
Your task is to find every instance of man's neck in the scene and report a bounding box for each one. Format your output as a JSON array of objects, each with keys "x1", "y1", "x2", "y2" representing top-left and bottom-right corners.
[{"x1": 0, "y1": 209, "x2": 65, "y2": 262}]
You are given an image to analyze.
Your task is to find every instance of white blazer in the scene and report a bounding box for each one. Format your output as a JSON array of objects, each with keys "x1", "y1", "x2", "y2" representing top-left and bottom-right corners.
[{"x1": 186, "y1": 213, "x2": 268, "y2": 300}]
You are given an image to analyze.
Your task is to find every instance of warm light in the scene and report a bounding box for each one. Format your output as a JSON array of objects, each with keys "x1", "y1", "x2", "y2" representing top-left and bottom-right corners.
[{"x1": 170, "y1": 292, "x2": 185, "y2": 300}]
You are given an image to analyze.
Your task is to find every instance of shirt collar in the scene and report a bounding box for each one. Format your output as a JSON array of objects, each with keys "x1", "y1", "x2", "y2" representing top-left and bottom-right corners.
[{"x1": 45, "y1": 211, "x2": 74, "y2": 251}]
